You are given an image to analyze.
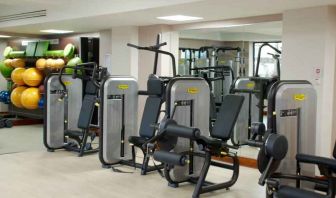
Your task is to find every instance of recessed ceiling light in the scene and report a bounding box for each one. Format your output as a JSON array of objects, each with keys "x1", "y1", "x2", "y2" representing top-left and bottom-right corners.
[
  {"x1": 157, "y1": 15, "x2": 203, "y2": 22},
  {"x1": 40, "y1": 29, "x2": 74, "y2": 34},
  {"x1": 0, "y1": 35, "x2": 11, "y2": 38}
]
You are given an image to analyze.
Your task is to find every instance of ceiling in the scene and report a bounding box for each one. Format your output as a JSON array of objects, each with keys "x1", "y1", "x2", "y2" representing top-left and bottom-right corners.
[{"x1": 0, "y1": 0, "x2": 336, "y2": 35}]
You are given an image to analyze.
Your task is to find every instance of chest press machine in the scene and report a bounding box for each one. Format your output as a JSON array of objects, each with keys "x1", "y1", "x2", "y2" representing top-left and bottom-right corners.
[{"x1": 44, "y1": 62, "x2": 107, "y2": 157}]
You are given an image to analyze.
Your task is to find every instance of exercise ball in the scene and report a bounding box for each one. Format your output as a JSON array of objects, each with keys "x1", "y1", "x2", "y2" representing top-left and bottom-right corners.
[
  {"x1": 66, "y1": 57, "x2": 82, "y2": 74},
  {"x1": 54, "y1": 58, "x2": 65, "y2": 69},
  {"x1": 11, "y1": 68, "x2": 26, "y2": 85},
  {"x1": 36, "y1": 58, "x2": 47, "y2": 70},
  {"x1": 0, "y1": 61, "x2": 14, "y2": 78},
  {"x1": 38, "y1": 84, "x2": 45, "y2": 94},
  {"x1": 4, "y1": 59, "x2": 13, "y2": 68},
  {"x1": 11, "y1": 86, "x2": 27, "y2": 108},
  {"x1": 21, "y1": 87, "x2": 41, "y2": 109},
  {"x1": 38, "y1": 98, "x2": 44, "y2": 109},
  {"x1": 46, "y1": 58, "x2": 54, "y2": 69},
  {"x1": 2, "y1": 91, "x2": 10, "y2": 104},
  {"x1": 0, "y1": 91, "x2": 5, "y2": 102},
  {"x1": 22, "y1": 68, "x2": 43, "y2": 86},
  {"x1": 11, "y1": 58, "x2": 25, "y2": 68}
]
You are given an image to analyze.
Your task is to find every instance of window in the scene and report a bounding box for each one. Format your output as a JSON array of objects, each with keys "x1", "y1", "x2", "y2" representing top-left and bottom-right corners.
[{"x1": 253, "y1": 42, "x2": 282, "y2": 77}]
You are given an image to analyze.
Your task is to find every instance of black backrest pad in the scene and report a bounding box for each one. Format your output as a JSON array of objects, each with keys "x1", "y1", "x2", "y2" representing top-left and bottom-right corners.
[
  {"x1": 85, "y1": 81, "x2": 98, "y2": 95},
  {"x1": 78, "y1": 95, "x2": 96, "y2": 129},
  {"x1": 147, "y1": 74, "x2": 164, "y2": 95},
  {"x1": 211, "y1": 95, "x2": 244, "y2": 140},
  {"x1": 139, "y1": 96, "x2": 162, "y2": 138}
]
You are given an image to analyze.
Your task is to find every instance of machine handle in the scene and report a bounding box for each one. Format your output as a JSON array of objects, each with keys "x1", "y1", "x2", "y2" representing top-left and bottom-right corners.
[{"x1": 247, "y1": 140, "x2": 264, "y2": 147}]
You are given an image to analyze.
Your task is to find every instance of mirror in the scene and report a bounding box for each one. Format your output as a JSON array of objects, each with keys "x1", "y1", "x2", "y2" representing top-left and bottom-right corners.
[{"x1": 177, "y1": 21, "x2": 282, "y2": 159}]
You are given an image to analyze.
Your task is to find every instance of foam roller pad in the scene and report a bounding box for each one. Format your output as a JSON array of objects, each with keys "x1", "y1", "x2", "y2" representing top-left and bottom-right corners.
[
  {"x1": 153, "y1": 151, "x2": 187, "y2": 166},
  {"x1": 166, "y1": 124, "x2": 200, "y2": 140}
]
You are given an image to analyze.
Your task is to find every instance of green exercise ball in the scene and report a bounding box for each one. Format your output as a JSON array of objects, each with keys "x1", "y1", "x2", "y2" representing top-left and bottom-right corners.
[
  {"x1": 65, "y1": 57, "x2": 82, "y2": 74},
  {"x1": 0, "y1": 61, "x2": 14, "y2": 78}
]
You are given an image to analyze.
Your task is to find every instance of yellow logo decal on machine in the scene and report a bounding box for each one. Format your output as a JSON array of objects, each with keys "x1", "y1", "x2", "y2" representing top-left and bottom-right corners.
[
  {"x1": 294, "y1": 94, "x2": 305, "y2": 101},
  {"x1": 118, "y1": 84, "x2": 129, "y2": 90},
  {"x1": 246, "y1": 82, "x2": 255, "y2": 89},
  {"x1": 187, "y1": 87, "x2": 199, "y2": 94},
  {"x1": 64, "y1": 81, "x2": 72, "y2": 86}
]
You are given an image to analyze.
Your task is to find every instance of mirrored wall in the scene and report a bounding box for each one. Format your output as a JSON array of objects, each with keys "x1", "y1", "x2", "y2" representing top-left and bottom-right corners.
[{"x1": 177, "y1": 21, "x2": 282, "y2": 159}]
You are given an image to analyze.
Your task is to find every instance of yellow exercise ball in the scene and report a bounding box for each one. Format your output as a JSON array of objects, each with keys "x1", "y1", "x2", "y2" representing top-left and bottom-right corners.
[
  {"x1": 22, "y1": 68, "x2": 43, "y2": 87},
  {"x1": 46, "y1": 58, "x2": 54, "y2": 69},
  {"x1": 4, "y1": 59, "x2": 13, "y2": 68},
  {"x1": 10, "y1": 86, "x2": 27, "y2": 108},
  {"x1": 11, "y1": 58, "x2": 25, "y2": 68},
  {"x1": 36, "y1": 58, "x2": 46, "y2": 70},
  {"x1": 54, "y1": 58, "x2": 65, "y2": 69},
  {"x1": 21, "y1": 87, "x2": 41, "y2": 110},
  {"x1": 11, "y1": 68, "x2": 26, "y2": 85}
]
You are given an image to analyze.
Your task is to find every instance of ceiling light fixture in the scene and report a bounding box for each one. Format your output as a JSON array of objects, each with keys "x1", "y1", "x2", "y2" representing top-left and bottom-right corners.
[
  {"x1": 40, "y1": 29, "x2": 74, "y2": 34},
  {"x1": 0, "y1": 35, "x2": 11, "y2": 38},
  {"x1": 157, "y1": 15, "x2": 203, "y2": 22}
]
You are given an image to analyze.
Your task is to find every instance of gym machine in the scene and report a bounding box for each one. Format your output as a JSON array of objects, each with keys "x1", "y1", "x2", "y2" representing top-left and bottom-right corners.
[
  {"x1": 99, "y1": 35, "x2": 177, "y2": 175},
  {"x1": 258, "y1": 134, "x2": 335, "y2": 198},
  {"x1": 128, "y1": 37, "x2": 213, "y2": 177},
  {"x1": 231, "y1": 42, "x2": 281, "y2": 146},
  {"x1": 43, "y1": 62, "x2": 107, "y2": 156},
  {"x1": 178, "y1": 48, "x2": 210, "y2": 76},
  {"x1": 147, "y1": 95, "x2": 244, "y2": 198},
  {"x1": 252, "y1": 80, "x2": 320, "y2": 197}
]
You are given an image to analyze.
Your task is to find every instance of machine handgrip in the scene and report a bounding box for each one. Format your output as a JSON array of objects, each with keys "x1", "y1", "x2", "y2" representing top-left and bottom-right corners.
[
  {"x1": 153, "y1": 151, "x2": 187, "y2": 166},
  {"x1": 247, "y1": 140, "x2": 264, "y2": 147},
  {"x1": 127, "y1": 43, "x2": 140, "y2": 49},
  {"x1": 166, "y1": 124, "x2": 200, "y2": 140}
]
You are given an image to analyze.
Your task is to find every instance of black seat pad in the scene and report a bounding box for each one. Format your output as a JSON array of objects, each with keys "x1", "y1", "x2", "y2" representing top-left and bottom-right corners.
[
  {"x1": 65, "y1": 130, "x2": 83, "y2": 137},
  {"x1": 277, "y1": 185, "x2": 325, "y2": 198},
  {"x1": 196, "y1": 136, "x2": 223, "y2": 149},
  {"x1": 128, "y1": 136, "x2": 149, "y2": 148}
]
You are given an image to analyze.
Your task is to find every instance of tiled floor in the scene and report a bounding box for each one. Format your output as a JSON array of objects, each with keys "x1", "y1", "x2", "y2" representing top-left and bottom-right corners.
[{"x1": 0, "y1": 125, "x2": 265, "y2": 198}]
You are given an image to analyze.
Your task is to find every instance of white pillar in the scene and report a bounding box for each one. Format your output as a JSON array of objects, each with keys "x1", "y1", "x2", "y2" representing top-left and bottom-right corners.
[
  {"x1": 282, "y1": 6, "x2": 336, "y2": 157},
  {"x1": 111, "y1": 26, "x2": 139, "y2": 77},
  {"x1": 99, "y1": 30, "x2": 112, "y2": 72}
]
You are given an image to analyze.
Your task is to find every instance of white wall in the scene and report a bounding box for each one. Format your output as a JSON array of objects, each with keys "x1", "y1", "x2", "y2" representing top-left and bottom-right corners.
[
  {"x1": 99, "y1": 30, "x2": 112, "y2": 72},
  {"x1": 282, "y1": 6, "x2": 336, "y2": 157},
  {"x1": 111, "y1": 26, "x2": 138, "y2": 77},
  {"x1": 99, "y1": 27, "x2": 139, "y2": 78}
]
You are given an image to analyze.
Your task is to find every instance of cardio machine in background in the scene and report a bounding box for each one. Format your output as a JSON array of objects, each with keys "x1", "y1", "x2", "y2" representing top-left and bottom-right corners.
[{"x1": 43, "y1": 62, "x2": 107, "y2": 157}]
